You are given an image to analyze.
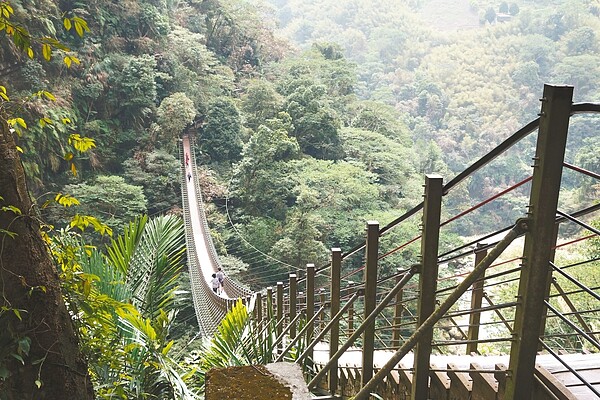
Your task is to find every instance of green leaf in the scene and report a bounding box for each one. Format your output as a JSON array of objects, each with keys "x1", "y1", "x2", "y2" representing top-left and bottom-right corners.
[
  {"x1": 55, "y1": 193, "x2": 80, "y2": 207},
  {"x1": 42, "y1": 91, "x2": 55, "y2": 101},
  {"x1": 18, "y1": 337, "x2": 31, "y2": 356},
  {"x1": 68, "y1": 133, "x2": 96, "y2": 152},
  {"x1": 0, "y1": 85, "x2": 7, "y2": 101},
  {"x1": 1, "y1": 205, "x2": 22, "y2": 215},
  {"x1": 39, "y1": 117, "x2": 53, "y2": 127},
  {"x1": 162, "y1": 340, "x2": 174, "y2": 356},
  {"x1": 8, "y1": 118, "x2": 27, "y2": 129},
  {"x1": 0, "y1": 229, "x2": 17, "y2": 238},
  {"x1": 63, "y1": 18, "x2": 72, "y2": 31},
  {"x1": 72, "y1": 17, "x2": 89, "y2": 35},
  {"x1": 11, "y1": 353, "x2": 24, "y2": 365},
  {"x1": 42, "y1": 43, "x2": 51, "y2": 61}
]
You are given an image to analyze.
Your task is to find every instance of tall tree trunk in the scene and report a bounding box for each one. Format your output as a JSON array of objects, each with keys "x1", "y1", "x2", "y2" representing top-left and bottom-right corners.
[{"x1": 0, "y1": 120, "x2": 93, "y2": 399}]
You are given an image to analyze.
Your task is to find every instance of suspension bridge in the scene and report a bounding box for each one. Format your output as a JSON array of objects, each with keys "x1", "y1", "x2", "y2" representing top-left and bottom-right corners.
[{"x1": 179, "y1": 85, "x2": 600, "y2": 399}]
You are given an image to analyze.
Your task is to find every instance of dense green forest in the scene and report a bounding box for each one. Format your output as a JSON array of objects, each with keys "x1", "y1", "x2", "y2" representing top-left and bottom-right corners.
[
  {"x1": 1, "y1": 0, "x2": 599, "y2": 397},
  {"x1": 3, "y1": 0, "x2": 599, "y2": 287}
]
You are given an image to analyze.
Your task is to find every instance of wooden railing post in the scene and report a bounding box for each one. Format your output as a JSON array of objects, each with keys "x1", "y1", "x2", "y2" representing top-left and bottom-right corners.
[
  {"x1": 348, "y1": 282, "x2": 355, "y2": 337},
  {"x1": 255, "y1": 292, "x2": 263, "y2": 327},
  {"x1": 319, "y1": 289, "x2": 326, "y2": 330},
  {"x1": 329, "y1": 248, "x2": 342, "y2": 394},
  {"x1": 289, "y1": 273, "x2": 297, "y2": 340},
  {"x1": 392, "y1": 268, "x2": 404, "y2": 349},
  {"x1": 466, "y1": 245, "x2": 487, "y2": 354},
  {"x1": 412, "y1": 174, "x2": 443, "y2": 400},
  {"x1": 265, "y1": 287, "x2": 273, "y2": 345},
  {"x1": 538, "y1": 222, "x2": 559, "y2": 350},
  {"x1": 362, "y1": 221, "x2": 379, "y2": 386},
  {"x1": 277, "y1": 281, "x2": 284, "y2": 343},
  {"x1": 305, "y1": 264, "x2": 315, "y2": 369},
  {"x1": 266, "y1": 286, "x2": 273, "y2": 320},
  {"x1": 506, "y1": 84, "x2": 573, "y2": 399}
]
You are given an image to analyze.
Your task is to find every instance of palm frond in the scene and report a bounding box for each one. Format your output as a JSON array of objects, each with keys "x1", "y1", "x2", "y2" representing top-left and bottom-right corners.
[
  {"x1": 80, "y1": 247, "x2": 131, "y2": 302},
  {"x1": 106, "y1": 214, "x2": 148, "y2": 276},
  {"x1": 200, "y1": 299, "x2": 249, "y2": 369},
  {"x1": 127, "y1": 214, "x2": 185, "y2": 320}
]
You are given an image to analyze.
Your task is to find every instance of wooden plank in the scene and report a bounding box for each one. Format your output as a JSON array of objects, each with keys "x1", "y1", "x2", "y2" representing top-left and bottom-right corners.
[
  {"x1": 430, "y1": 363, "x2": 450, "y2": 400},
  {"x1": 470, "y1": 362, "x2": 498, "y2": 400},
  {"x1": 448, "y1": 363, "x2": 472, "y2": 400},
  {"x1": 533, "y1": 364, "x2": 578, "y2": 400}
]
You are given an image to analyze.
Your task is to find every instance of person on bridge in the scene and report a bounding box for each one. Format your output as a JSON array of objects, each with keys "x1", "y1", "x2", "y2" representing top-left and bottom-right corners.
[
  {"x1": 216, "y1": 267, "x2": 225, "y2": 294},
  {"x1": 185, "y1": 152, "x2": 189, "y2": 166},
  {"x1": 210, "y1": 273, "x2": 220, "y2": 294},
  {"x1": 187, "y1": 172, "x2": 191, "y2": 182}
]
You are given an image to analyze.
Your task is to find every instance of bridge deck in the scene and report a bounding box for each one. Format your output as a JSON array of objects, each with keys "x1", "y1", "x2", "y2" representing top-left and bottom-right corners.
[{"x1": 314, "y1": 344, "x2": 600, "y2": 398}]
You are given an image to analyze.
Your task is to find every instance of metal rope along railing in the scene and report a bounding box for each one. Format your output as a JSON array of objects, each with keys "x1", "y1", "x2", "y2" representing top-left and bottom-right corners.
[{"x1": 247, "y1": 86, "x2": 600, "y2": 399}]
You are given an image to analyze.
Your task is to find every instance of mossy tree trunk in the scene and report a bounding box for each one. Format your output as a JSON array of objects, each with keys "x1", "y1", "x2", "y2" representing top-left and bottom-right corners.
[{"x1": 0, "y1": 120, "x2": 93, "y2": 399}]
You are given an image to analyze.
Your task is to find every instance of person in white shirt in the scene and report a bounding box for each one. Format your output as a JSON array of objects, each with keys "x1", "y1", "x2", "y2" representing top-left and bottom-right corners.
[{"x1": 210, "y1": 273, "x2": 220, "y2": 294}]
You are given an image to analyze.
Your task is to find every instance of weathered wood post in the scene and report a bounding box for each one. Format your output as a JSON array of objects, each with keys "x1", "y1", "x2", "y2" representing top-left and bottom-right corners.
[
  {"x1": 320, "y1": 288, "x2": 326, "y2": 330},
  {"x1": 392, "y1": 267, "x2": 405, "y2": 349},
  {"x1": 329, "y1": 248, "x2": 342, "y2": 394},
  {"x1": 266, "y1": 286, "x2": 274, "y2": 345},
  {"x1": 538, "y1": 223, "x2": 560, "y2": 350},
  {"x1": 412, "y1": 174, "x2": 443, "y2": 400},
  {"x1": 305, "y1": 264, "x2": 315, "y2": 369},
  {"x1": 362, "y1": 221, "x2": 379, "y2": 386},
  {"x1": 466, "y1": 245, "x2": 487, "y2": 354},
  {"x1": 255, "y1": 291, "x2": 263, "y2": 330},
  {"x1": 266, "y1": 286, "x2": 273, "y2": 320},
  {"x1": 348, "y1": 286, "x2": 355, "y2": 337},
  {"x1": 506, "y1": 85, "x2": 573, "y2": 399},
  {"x1": 289, "y1": 273, "x2": 297, "y2": 339},
  {"x1": 277, "y1": 281, "x2": 284, "y2": 345}
]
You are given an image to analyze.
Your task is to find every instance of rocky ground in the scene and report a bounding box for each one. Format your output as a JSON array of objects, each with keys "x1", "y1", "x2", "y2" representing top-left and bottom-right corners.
[{"x1": 205, "y1": 362, "x2": 311, "y2": 399}]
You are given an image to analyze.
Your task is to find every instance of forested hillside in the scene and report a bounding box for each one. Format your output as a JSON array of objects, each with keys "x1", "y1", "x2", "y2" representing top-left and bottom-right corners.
[
  {"x1": 2, "y1": 0, "x2": 599, "y2": 289},
  {"x1": 1, "y1": 0, "x2": 599, "y2": 397}
]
